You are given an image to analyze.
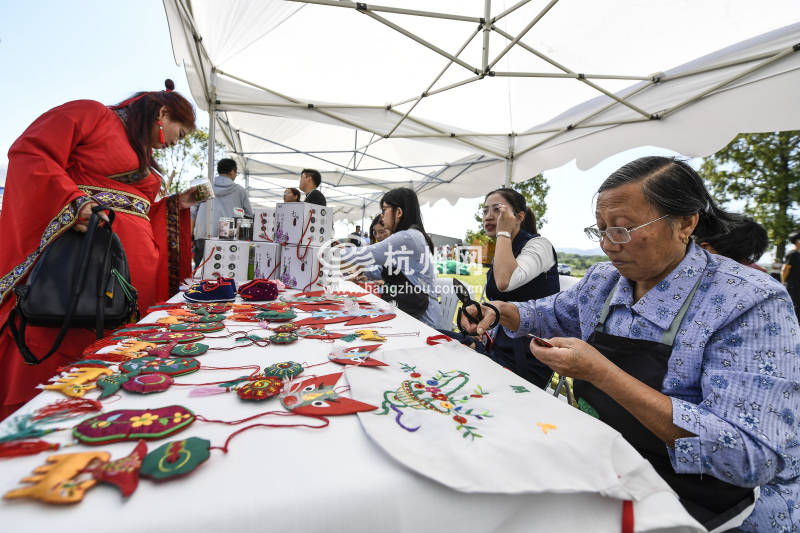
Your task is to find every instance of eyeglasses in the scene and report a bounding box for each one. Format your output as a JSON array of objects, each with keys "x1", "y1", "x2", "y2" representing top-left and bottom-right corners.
[
  {"x1": 584, "y1": 214, "x2": 670, "y2": 244},
  {"x1": 481, "y1": 203, "x2": 505, "y2": 217}
]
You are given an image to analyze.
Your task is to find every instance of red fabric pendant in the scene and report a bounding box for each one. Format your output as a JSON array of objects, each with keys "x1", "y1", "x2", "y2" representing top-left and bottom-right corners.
[
  {"x1": 122, "y1": 373, "x2": 174, "y2": 394},
  {"x1": 90, "y1": 440, "x2": 147, "y2": 497}
]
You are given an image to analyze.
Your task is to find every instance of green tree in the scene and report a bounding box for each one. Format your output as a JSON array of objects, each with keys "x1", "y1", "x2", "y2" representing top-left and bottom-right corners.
[
  {"x1": 153, "y1": 127, "x2": 226, "y2": 194},
  {"x1": 465, "y1": 173, "x2": 549, "y2": 243},
  {"x1": 700, "y1": 131, "x2": 800, "y2": 261}
]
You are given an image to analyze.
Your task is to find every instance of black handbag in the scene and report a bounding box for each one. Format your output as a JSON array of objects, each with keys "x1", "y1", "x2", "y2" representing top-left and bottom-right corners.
[{"x1": 8, "y1": 205, "x2": 138, "y2": 365}]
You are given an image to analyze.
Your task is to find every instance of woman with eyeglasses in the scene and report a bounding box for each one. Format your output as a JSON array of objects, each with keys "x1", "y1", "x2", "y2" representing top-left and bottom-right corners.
[
  {"x1": 369, "y1": 214, "x2": 391, "y2": 244},
  {"x1": 479, "y1": 187, "x2": 560, "y2": 386},
  {"x1": 345, "y1": 188, "x2": 440, "y2": 327},
  {"x1": 459, "y1": 156, "x2": 799, "y2": 531}
]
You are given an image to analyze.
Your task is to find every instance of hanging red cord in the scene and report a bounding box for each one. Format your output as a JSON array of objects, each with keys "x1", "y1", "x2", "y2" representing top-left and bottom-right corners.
[
  {"x1": 192, "y1": 246, "x2": 217, "y2": 278},
  {"x1": 296, "y1": 211, "x2": 314, "y2": 260},
  {"x1": 201, "y1": 411, "x2": 330, "y2": 453},
  {"x1": 302, "y1": 264, "x2": 322, "y2": 292}
]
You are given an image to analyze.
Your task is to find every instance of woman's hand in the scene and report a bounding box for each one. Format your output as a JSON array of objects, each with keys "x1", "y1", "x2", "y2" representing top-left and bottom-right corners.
[
  {"x1": 73, "y1": 201, "x2": 108, "y2": 233},
  {"x1": 495, "y1": 204, "x2": 517, "y2": 234},
  {"x1": 529, "y1": 336, "x2": 614, "y2": 385},
  {"x1": 178, "y1": 185, "x2": 209, "y2": 210}
]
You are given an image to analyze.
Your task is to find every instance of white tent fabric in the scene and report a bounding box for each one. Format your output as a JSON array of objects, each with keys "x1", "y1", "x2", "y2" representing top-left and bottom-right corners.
[{"x1": 164, "y1": 0, "x2": 800, "y2": 218}]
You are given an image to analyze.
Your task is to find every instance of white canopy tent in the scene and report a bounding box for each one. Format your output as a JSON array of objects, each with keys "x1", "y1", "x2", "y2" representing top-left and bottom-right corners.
[{"x1": 163, "y1": 0, "x2": 800, "y2": 223}]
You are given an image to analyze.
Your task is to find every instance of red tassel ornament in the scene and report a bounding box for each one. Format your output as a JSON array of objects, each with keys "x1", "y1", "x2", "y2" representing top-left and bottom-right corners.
[
  {"x1": 0, "y1": 440, "x2": 60, "y2": 459},
  {"x1": 158, "y1": 120, "x2": 166, "y2": 145}
]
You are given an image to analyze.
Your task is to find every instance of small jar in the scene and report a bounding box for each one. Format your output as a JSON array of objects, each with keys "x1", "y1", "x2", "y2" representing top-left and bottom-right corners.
[
  {"x1": 237, "y1": 218, "x2": 253, "y2": 241},
  {"x1": 218, "y1": 217, "x2": 236, "y2": 240}
]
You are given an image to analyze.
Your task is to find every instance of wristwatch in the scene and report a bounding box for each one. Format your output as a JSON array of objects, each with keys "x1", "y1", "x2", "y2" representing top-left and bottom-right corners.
[{"x1": 496, "y1": 231, "x2": 511, "y2": 239}]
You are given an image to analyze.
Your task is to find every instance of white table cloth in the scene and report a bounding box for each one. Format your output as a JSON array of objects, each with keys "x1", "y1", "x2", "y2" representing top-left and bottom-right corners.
[{"x1": 0, "y1": 283, "x2": 703, "y2": 532}]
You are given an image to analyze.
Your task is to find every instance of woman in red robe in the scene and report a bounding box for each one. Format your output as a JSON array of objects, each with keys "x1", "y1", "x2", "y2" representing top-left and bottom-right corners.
[{"x1": 0, "y1": 80, "x2": 202, "y2": 420}]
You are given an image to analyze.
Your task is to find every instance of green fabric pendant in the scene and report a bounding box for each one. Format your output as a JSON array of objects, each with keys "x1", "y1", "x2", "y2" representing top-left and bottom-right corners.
[
  {"x1": 170, "y1": 343, "x2": 209, "y2": 357},
  {"x1": 140, "y1": 437, "x2": 211, "y2": 480},
  {"x1": 254, "y1": 309, "x2": 296, "y2": 322},
  {"x1": 97, "y1": 373, "x2": 130, "y2": 399},
  {"x1": 263, "y1": 361, "x2": 303, "y2": 380},
  {"x1": 269, "y1": 332, "x2": 298, "y2": 344},
  {"x1": 341, "y1": 334, "x2": 358, "y2": 342}
]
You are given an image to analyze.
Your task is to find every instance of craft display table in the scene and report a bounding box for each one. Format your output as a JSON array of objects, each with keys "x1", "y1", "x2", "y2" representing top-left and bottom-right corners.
[{"x1": 0, "y1": 283, "x2": 703, "y2": 532}]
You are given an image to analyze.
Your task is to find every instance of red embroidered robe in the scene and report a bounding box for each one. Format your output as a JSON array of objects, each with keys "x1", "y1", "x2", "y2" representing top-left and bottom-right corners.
[{"x1": 0, "y1": 99, "x2": 192, "y2": 418}]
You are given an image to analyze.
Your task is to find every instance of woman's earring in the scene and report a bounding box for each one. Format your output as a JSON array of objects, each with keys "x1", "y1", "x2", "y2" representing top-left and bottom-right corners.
[
  {"x1": 681, "y1": 236, "x2": 689, "y2": 244},
  {"x1": 158, "y1": 120, "x2": 165, "y2": 145}
]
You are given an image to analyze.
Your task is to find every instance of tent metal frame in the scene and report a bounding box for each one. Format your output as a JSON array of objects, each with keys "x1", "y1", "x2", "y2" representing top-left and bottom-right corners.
[{"x1": 170, "y1": 0, "x2": 799, "y2": 227}]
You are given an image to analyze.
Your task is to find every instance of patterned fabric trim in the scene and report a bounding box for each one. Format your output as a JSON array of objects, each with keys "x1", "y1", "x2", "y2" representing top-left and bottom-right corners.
[
  {"x1": 0, "y1": 196, "x2": 93, "y2": 306},
  {"x1": 166, "y1": 195, "x2": 181, "y2": 296},
  {"x1": 77, "y1": 185, "x2": 150, "y2": 220}
]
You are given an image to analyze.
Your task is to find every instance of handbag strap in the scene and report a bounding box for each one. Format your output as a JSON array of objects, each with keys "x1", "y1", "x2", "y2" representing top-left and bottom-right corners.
[{"x1": 10, "y1": 206, "x2": 116, "y2": 365}]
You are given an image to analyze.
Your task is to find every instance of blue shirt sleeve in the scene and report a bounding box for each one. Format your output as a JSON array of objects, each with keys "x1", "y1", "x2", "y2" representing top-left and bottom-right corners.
[
  {"x1": 666, "y1": 285, "x2": 800, "y2": 486},
  {"x1": 503, "y1": 262, "x2": 600, "y2": 339}
]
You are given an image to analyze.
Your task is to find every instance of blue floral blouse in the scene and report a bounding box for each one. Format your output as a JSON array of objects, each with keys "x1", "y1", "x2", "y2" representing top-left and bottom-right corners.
[{"x1": 506, "y1": 242, "x2": 800, "y2": 531}]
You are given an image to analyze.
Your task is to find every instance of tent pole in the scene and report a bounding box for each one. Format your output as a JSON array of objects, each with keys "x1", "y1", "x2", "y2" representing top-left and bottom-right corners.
[
  {"x1": 504, "y1": 135, "x2": 514, "y2": 186},
  {"x1": 205, "y1": 69, "x2": 217, "y2": 239},
  {"x1": 482, "y1": 0, "x2": 491, "y2": 73},
  {"x1": 361, "y1": 198, "x2": 366, "y2": 243}
]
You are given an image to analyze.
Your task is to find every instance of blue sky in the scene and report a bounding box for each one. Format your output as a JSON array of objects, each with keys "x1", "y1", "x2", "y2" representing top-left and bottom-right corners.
[{"x1": 0, "y1": 0, "x2": 694, "y2": 251}]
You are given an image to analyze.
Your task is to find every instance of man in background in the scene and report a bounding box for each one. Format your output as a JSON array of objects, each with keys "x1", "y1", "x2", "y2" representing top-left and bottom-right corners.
[
  {"x1": 782, "y1": 231, "x2": 800, "y2": 322},
  {"x1": 299, "y1": 168, "x2": 326, "y2": 206},
  {"x1": 192, "y1": 158, "x2": 253, "y2": 267}
]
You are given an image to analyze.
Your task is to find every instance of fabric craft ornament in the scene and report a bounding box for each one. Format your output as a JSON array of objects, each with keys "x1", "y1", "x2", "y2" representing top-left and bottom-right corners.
[
  {"x1": 281, "y1": 373, "x2": 377, "y2": 416},
  {"x1": 182, "y1": 313, "x2": 227, "y2": 323},
  {"x1": 73, "y1": 406, "x2": 195, "y2": 445},
  {"x1": 228, "y1": 312, "x2": 260, "y2": 322},
  {"x1": 186, "y1": 303, "x2": 229, "y2": 315},
  {"x1": 292, "y1": 308, "x2": 396, "y2": 327},
  {"x1": 139, "y1": 437, "x2": 211, "y2": 481},
  {"x1": 122, "y1": 373, "x2": 174, "y2": 394},
  {"x1": 170, "y1": 342, "x2": 209, "y2": 357},
  {"x1": 237, "y1": 377, "x2": 283, "y2": 401},
  {"x1": 254, "y1": 309, "x2": 296, "y2": 322},
  {"x1": 426, "y1": 334, "x2": 454, "y2": 346},
  {"x1": 3, "y1": 451, "x2": 110, "y2": 504},
  {"x1": 169, "y1": 322, "x2": 225, "y2": 333},
  {"x1": 97, "y1": 373, "x2": 130, "y2": 399},
  {"x1": 57, "y1": 359, "x2": 112, "y2": 371},
  {"x1": 89, "y1": 440, "x2": 147, "y2": 497},
  {"x1": 107, "y1": 339, "x2": 159, "y2": 359},
  {"x1": 328, "y1": 344, "x2": 386, "y2": 366},
  {"x1": 271, "y1": 323, "x2": 298, "y2": 333},
  {"x1": 296, "y1": 327, "x2": 347, "y2": 340},
  {"x1": 44, "y1": 367, "x2": 112, "y2": 398},
  {"x1": 120, "y1": 356, "x2": 200, "y2": 377},
  {"x1": 145, "y1": 341, "x2": 180, "y2": 358},
  {"x1": 255, "y1": 301, "x2": 290, "y2": 311},
  {"x1": 263, "y1": 361, "x2": 304, "y2": 380},
  {"x1": 139, "y1": 331, "x2": 205, "y2": 344},
  {"x1": 269, "y1": 332, "x2": 298, "y2": 344},
  {"x1": 238, "y1": 279, "x2": 279, "y2": 301},
  {"x1": 355, "y1": 329, "x2": 386, "y2": 342}
]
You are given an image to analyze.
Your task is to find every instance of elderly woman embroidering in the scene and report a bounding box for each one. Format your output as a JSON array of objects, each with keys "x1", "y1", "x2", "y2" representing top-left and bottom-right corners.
[{"x1": 460, "y1": 157, "x2": 799, "y2": 531}]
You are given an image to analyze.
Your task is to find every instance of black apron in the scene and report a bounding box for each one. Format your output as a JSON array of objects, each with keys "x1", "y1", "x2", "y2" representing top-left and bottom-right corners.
[
  {"x1": 573, "y1": 277, "x2": 755, "y2": 530},
  {"x1": 380, "y1": 267, "x2": 429, "y2": 320}
]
